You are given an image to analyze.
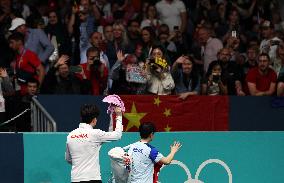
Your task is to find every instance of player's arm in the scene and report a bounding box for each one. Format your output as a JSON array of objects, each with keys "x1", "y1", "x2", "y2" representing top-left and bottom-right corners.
[
  {"x1": 97, "y1": 107, "x2": 123, "y2": 142},
  {"x1": 159, "y1": 141, "x2": 181, "y2": 165}
]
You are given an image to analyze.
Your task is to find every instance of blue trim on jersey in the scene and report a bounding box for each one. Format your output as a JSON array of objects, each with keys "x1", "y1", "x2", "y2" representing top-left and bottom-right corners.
[{"x1": 146, "y1": 143, "x2": 159, "y2": 163}]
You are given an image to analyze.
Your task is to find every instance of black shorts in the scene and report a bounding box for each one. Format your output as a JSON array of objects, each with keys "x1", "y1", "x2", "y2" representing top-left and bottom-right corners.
[{"x1": 72, "y1": 180, "x2": 102, "y2": 183}]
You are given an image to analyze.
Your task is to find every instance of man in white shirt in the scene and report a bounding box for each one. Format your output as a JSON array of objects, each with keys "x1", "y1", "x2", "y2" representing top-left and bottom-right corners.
[
  {"x1": 125, "y1": 122, "x2": 181, "y2": 183},
  {"x1": 155, "y1": 0, "x2": 187, "y2": 33},
  {"x1": 259, "y1": 20, "x2": 282, "y2": 68},
  {"x1": 65, "y1": 104, "x2": 123, "y2": 183},
  {"x1": 198, "y1": 27, "x2": 223, "y2": 74}
]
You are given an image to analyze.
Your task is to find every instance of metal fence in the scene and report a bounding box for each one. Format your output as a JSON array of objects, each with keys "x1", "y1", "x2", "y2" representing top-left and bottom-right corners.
[{"x1": 31, "y1": 96, "x2": 57, "y2": 132}]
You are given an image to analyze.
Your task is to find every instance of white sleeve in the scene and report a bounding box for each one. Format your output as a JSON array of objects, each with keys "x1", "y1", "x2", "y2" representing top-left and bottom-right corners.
[{"x1": 96, "y1": 115, "x2": 123, "y2": 142}]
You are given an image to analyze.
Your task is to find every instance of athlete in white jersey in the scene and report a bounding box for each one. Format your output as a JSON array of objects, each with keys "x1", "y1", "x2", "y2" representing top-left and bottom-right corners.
[
  {"x1": 126, "y1": 122, "x2": 181, "y2": 183},
  {"x1": 65, "y1": 104, "x2": 123, "y2": 183}
]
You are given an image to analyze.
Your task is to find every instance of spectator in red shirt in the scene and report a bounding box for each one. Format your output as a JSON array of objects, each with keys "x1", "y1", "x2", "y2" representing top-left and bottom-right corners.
[
  {"x1": 8, "y1": 32, "x2": 45, "y2": 95},
  {"x1": 246, "y1": 53, "x2": 277, "y2": 96},
  {"x1": 77, "y1": 47, "x2": 108, "y2": 95}
]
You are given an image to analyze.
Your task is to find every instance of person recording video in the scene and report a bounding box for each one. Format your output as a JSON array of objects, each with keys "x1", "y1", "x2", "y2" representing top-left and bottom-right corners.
[
  {"x1": 76, "y1": 46, "x2": 109, "y2": 95},
  {"x1": 145, "y1": 45, "x2": 175, "y2": 95}
]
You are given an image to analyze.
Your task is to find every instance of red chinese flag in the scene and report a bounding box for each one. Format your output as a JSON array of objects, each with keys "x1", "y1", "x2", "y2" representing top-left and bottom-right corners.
[{"x1": 119, "y1": 95, "x2": 229, "y2": 132}]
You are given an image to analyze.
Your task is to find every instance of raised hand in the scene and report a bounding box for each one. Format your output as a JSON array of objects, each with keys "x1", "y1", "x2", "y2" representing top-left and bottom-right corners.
[
  {"x1": 55, "y1": 55, "x2": 69, "y2": 68},
  {"x1": 116, "y1": 50, "x2": 125, "y2": 62},
  {"x1": 175, "y1": 55, "x2": 185, "y2": 64},
  {"x1": 170, "y1": 141, "x2": 182, "y2": 153},
  {"x1": 114, "y1": 106, "x2": 122, "y2": 116}
]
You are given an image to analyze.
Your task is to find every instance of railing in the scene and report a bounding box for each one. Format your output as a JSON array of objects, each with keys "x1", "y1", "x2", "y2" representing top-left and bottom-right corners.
[{"x1": 31, "y1": 96, "x2": 57, "y2": 132}]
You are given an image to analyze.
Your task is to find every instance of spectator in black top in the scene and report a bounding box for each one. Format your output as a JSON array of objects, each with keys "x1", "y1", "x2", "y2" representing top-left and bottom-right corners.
[
  {"x1": 207, "y1": 48, "x2": 244, "y2": 95},
  {"x1": 41, "y1": 55, "x2": 89, "y2": 94}
]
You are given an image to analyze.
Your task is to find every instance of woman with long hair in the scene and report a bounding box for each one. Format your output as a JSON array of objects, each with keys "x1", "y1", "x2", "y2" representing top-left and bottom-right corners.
[{"x1": 171, "y1": 55, "x2": 201, "y2": 100}]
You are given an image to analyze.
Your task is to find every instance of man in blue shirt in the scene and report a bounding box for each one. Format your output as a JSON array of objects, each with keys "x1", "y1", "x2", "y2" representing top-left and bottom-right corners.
[
  {"x1": 9, "y1": 17, "x2": 54, "y2": 65},
  {"x1": 126, "y1": 122, "x2": 181, "y2": 183}
]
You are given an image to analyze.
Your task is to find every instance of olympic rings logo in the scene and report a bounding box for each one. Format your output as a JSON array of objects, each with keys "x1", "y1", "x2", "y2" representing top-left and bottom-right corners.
[{"x1": 157, "y1": 159, "x2": 232, "y2": 183}]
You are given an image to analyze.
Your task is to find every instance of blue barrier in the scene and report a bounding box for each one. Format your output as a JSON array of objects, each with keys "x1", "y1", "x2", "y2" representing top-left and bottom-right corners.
[
  {"x1": 0, "y1": 133, "x2": 24, "y2": 183},
  {"x1": 229, "y1": 96, "x2": 284, "y2": 130},
  {"x1": 23, "y1": 132, "x2": 284, "y2": 183}
]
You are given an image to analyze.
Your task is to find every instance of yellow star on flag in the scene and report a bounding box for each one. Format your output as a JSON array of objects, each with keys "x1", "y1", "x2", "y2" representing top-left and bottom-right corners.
[
  {"x1": 123, "y1": 102, "x2": 147, "y2": 131},
  {"x1": 154, "y1": 97, "x2": 161, "y2": 107},
  {"x1": 164, "y1": 124, "x2": 172, "y2": 132},
  {"x1": 163, "y1": 108, "x2": 171, "y2": 117}
]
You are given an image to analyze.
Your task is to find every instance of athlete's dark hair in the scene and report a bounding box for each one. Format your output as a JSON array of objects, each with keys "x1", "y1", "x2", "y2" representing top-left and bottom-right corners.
[
  {"x1": 80, "y1": 104, "x2": 100, "y2": 124},
  {"x1": 139, "y1": 122, "x2": 156, "y2": 139}
]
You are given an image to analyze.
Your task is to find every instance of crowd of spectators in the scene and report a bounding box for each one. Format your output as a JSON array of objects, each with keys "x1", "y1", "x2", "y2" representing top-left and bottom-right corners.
[{"x1": 1, "y1": 0, "x2": 284, "y2": 130}]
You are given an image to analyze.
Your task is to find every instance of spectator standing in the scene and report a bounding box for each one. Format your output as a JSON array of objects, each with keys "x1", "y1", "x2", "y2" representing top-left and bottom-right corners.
[
  {"x1": 9, "y1": 17, "x2": 54, "y2": 65},
  {"x1": 259, "y1": 20, "x2": 282, "y2": 66},
  {"x1": 198, "y1": 27, "x2": 223, "y2": 75},
  {"x1": 45, "y1": 10, "x2": 71, "y2": 66},
  {"x1": 155, "y1": 0, "x2": 187, "y2": 33},
  {"x1": 8, "y1": 32, "x2": 45, "y2": 95},
  {"x1": 140, "y1": 4, "x2": 161, "y2": 30},
  {"x1": 105, "y1": 22, "x2": 131, "y2": 69}
]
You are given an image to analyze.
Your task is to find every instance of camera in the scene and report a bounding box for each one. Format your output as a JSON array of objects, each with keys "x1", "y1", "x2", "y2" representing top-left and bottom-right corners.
[
  {"x1": 174, "y1": 26, "x2": 179, "y2": 31},
  {"x1": 92, "y1": 57, "x2": 101, "y2": 68},
  {"x1": 212, "y1": 74, "x2": 221, "y2": 83},
  {"x1": 148, "y1": 57, "x2": 168, "y2": 75},
  {"x1": 270, "y1": 40, "x2": 281, "y2": 46},
  {"x1": 231, "y1": 31, "x2": 237, "y2": 38}
]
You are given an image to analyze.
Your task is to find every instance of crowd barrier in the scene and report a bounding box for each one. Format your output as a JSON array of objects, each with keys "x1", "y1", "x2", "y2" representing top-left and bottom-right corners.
[{"x1": 0, "y1": 132, "x2": 284, "y2": 183}]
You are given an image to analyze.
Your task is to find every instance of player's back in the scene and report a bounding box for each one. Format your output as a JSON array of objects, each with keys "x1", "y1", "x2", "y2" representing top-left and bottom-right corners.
[{"x1": 127, "y1": 141, "x2": 163, "y2": 183}]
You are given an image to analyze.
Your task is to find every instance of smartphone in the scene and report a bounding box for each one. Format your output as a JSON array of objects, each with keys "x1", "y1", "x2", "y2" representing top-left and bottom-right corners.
[
  {"x1": 174, "y1": 26, "x2": 179, "y2": 31},
  {"x1": 231, "y1": 31, "x2": 237, "y2": 38},
  {"x1": 270, "y1": 40, "x2": 280, "y2": 46},
  {"x1": 79, "y1": 5, "x2": 84, "y2": 12},
  {"x1": 69, "y1": 65, "x2": 82, "y2": 73},
  {"x1": 212, "y1": 74, "x2": 221, "y2": 83}
]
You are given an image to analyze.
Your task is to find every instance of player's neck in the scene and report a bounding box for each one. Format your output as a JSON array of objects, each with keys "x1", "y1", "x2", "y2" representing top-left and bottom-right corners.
[{"x1": 140, "y1": 138, "x2": 151, "y2": 143}]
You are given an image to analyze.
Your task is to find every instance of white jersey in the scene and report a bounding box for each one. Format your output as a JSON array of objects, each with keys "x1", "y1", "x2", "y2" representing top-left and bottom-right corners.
[
  {"x1": 127, "y1": 141, "x2": 164, "y2": 183},
  {"x1": 65, "y1": 116, "x2": 123, "y2": 182}
]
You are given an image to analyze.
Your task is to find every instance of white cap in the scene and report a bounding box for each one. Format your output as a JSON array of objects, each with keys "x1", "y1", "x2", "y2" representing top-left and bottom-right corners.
[{"x1": 9, "y1": 18, "x2": 26, "y2": 31}]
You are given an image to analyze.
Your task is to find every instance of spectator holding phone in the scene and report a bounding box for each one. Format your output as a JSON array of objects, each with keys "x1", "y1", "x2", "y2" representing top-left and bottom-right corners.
[
  {"x1": 207, "y1": 48, "x2": 244, "y2": 95},
  {"x1": 202, "y1": 61, "x2": 227, "y2": 95}
]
